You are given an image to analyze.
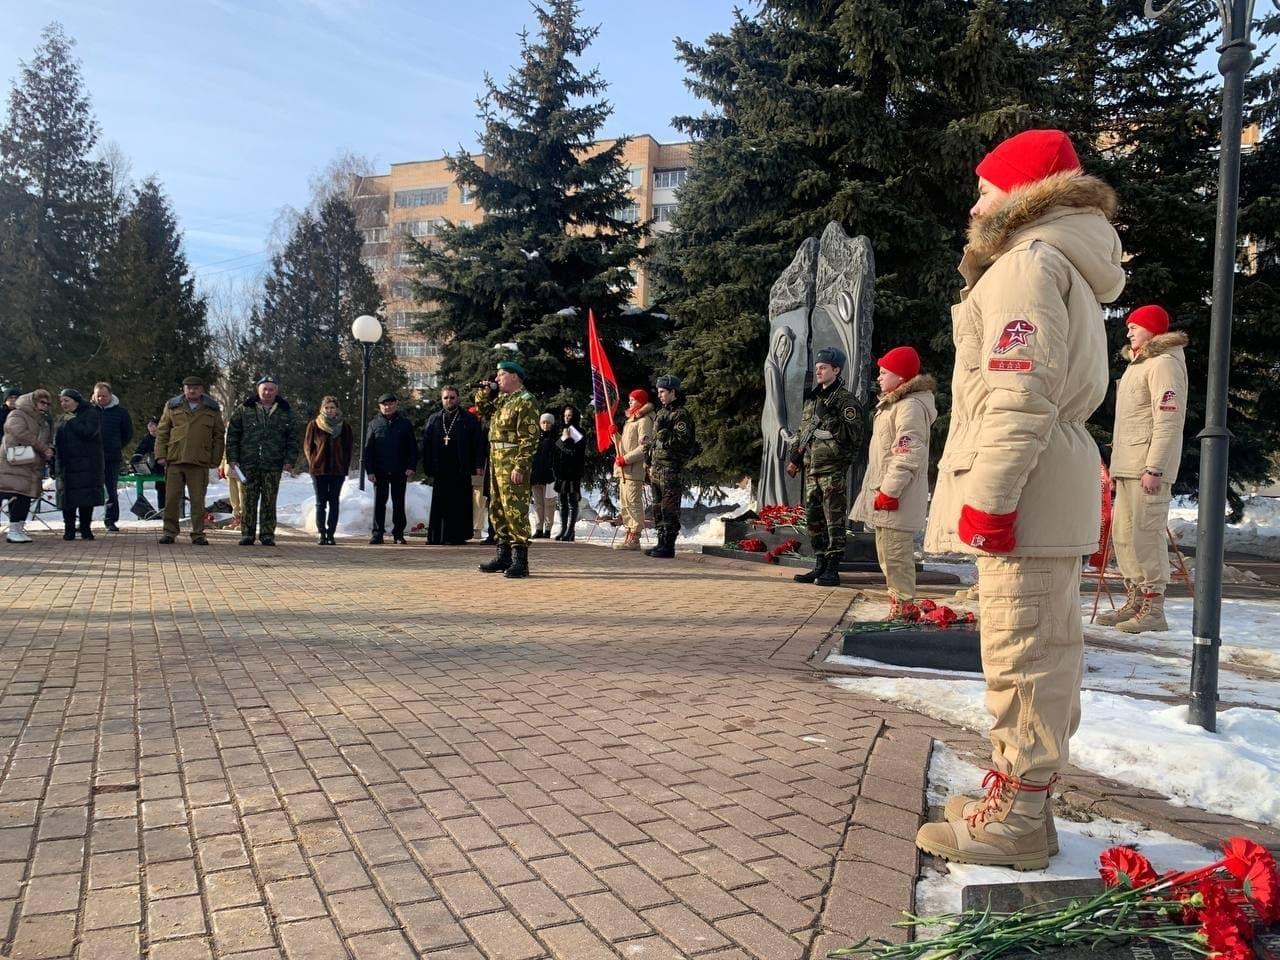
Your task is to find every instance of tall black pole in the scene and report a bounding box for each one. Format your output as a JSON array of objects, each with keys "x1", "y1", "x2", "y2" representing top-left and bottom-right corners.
[
  {"x1": 359, "y1": 343, "x2": 372, "y2": 491},
  {"x1": 1189, "y1": 0, "x2": 1254, "y2": 732}
]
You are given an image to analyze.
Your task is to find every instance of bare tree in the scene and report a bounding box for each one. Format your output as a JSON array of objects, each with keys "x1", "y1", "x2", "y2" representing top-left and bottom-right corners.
[
  {"x1": 307, "y1": 148, "x2": 376, "y2": 208},
  {"x1": 204, "y1": 273, "x2": 258, "y2": 408},
  {"x1": 97, "y1": 139, "x2": 133, "y2": 225}
]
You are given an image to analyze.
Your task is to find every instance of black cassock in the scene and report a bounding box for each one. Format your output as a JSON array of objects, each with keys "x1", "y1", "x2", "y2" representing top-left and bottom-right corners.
[{"x1": 422, "y1": 407, "x2": 484, "y2": 544}]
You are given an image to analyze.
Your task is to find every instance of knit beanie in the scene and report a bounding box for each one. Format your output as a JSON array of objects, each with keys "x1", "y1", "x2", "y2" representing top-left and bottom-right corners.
[
  {"x1": 976, "y1": 130, "x2": 1081, "y2": 192},
  {"x1": 627, "y1": 388, "x2": 649, "y2": 408},
  {"x1": 1127, "y1": 305, "x2": 1170, "y2": 335},
  {"x1": 877, "y1": 346, "x2": 920, "y2": 381}
]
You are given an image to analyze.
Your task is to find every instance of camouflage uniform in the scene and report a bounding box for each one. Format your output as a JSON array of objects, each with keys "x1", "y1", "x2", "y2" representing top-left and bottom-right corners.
[
  {"x1": 226, "y1": 396, "x2": 300, "y2": 542},
  {"x1": 475, "y1": 386, "x2": 540, "y2": 547},
  {"x1": 649, "y1": 399, "x2": 697, "y2": 540},
  {"x1": 789, "y1": 378, "x2": 864, "y2": 561}
]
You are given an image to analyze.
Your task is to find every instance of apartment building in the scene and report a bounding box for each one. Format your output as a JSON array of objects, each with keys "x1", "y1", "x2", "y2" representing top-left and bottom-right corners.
[{"x1": 354, "y1": 135, "x2": 692, "y2": 393}]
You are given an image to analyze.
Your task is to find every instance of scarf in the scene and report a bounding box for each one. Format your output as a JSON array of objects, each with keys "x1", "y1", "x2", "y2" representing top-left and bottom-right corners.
[{"x1": 316, "y1": 411, "x2": 344, "y2": 436}]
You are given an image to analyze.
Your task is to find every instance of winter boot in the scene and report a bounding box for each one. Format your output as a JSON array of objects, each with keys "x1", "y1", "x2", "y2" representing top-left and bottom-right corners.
[
  {"x1": 554, "y1": 494, "x2": 570, "y2": 540},
  {"x1": 63, "y1": 520, "x2": 75, "y2": 541},
  {"x1": 943, "y1": 771, "x2": 1059, "y2": 856},
  {"x1": 1096, "y1": 581, "x2": 1141, "y2": 627},
  {"x1": 504, "y1": 545, "x2": 530, "y2": 579},
  {"x1": 5, "y1": 522, "x2": 31, "y2": 544},
  {"x1": 815, "y1": 554, "x2": 841, "y2": 587},
  {"x1": 563, "y1": 500, "x2": 578, "y2": 541},
  {"x1": 916, "y1": 772, "x2": 1054, "y2": 870},
  {"x1": 953, "y1": 584, "x2": 981, "y2": 603},
  {"x1": 646, "y1": 528, "x2": 675, "y2": 559},
  {"x1": 793, "y1": 555, "x2": 826, "y2": 584},
  {"x1": 1118, "y1": 592, "x2": 1168, "y2": 634},
  {"x1": 614, "y1": 530, "x2": 640, "y2": 551},
  {"x1": 479, "y1": 543, "x2": 513, "y2": 573}
]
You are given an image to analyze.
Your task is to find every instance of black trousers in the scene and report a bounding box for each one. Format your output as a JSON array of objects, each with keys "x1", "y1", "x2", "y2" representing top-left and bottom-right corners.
[
  {"x1": 373, "y1": 476, "x2": 407, "y2": 538},
  {"x1": 7, "y1": 496, "x2": 31, "y2": 523},
  {"x1": 103, "y1": 465, "x2": 121, "y2": 525},
  {"x1": 62, "y1": 505, "x2": 92, "y2": 534},
  {"x1": 313, "y1": 475, "x2": 343, "y2": 536}
]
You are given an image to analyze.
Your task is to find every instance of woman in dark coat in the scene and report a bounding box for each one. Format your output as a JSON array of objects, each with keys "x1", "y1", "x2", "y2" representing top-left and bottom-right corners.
[
  {"x1": 54, "y1": 389, "x2": 105, "y2": 540},
  {"x1": 303, "y1": 396, "x2": 355, "y2": 545},
  {"x1": 530, "y1": 412, "x2": 558, "y2": 538},
  {"x1": 553, "y1": 403, "x2": 587, "y2": 541}
]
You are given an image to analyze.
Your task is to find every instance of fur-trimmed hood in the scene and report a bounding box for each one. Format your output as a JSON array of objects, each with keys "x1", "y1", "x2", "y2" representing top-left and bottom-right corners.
[
  {"x1": 878, "y1": 374, "x2": 937, "y2": 408},
  {"x1": 966, "y1": 172, "x2": 1125, "y2": 303},
  {"x1": 166, "y1": 393, "x2": 221, "y2": 411},
  {"x1": 1122, "y1": 330, "x2": 1189, "y2": 363}
]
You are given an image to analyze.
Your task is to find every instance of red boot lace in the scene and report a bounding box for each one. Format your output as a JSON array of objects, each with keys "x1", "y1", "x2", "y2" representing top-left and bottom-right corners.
[{"x1": 965, "y1": 770, "x2": 1056, "y2": 828}]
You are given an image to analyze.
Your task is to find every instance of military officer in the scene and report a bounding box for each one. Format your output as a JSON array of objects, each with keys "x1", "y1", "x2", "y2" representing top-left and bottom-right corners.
[
  {"x1": 786, "y1": 346, "x2": 864, "y2": 587},
  {"x1": 645, "y1": 374, "x2": 697, "y2": 559},
  {"x1": 475, "y1": 361, "x2": 540, "y2": 578},
  {"x1": 226, "y1": 376, "x2": 300, "y2": 547}
]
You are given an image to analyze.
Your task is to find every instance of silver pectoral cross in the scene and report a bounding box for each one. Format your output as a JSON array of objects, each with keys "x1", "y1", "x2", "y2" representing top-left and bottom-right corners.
[{"x1": 444, "y1": 437, "x2": 450, "y2": 446}]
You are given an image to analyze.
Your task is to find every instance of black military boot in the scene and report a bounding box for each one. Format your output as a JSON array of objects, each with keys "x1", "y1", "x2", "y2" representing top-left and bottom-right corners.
[
  {"x1": 504, "y1": 545, "x2": 530, "y2": 578},
  {"x1": 647, "y1": 528, "x2": 676, "y2": 559},
  {"x1": 793, "y1": 555, "x2": 827, "y2": 584},
  {"x1": 563, "y1": 501, "x2": 577, "y2": 542},
  {"x1": 815, "y1": 554, "x2": 842, "y2": 587},
  {"x1": 479, "y1": 543, "x2": 512, "y2": 573}
]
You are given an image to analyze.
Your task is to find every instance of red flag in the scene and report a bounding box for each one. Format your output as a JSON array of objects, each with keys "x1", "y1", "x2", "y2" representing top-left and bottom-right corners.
[{"x1": 587, "y1": 309, "x2": 620, "y2": 452}]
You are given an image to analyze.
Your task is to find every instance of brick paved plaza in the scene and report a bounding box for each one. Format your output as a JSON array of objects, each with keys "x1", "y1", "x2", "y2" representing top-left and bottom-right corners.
[{"x1": 0, "y1": 531, "x2": 942, "y2": 960}]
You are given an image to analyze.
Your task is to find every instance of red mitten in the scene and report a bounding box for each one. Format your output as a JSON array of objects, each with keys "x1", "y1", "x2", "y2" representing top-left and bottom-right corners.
[
  {"x1": 873, "y1": 491, "x2": 899, "y2": 511},
  {"x1": 958, "y1": 505, "x2": 1016, "y2": 553},
  {"x1": 614, "y1": 455, "x2": 627, "y2": 467}
]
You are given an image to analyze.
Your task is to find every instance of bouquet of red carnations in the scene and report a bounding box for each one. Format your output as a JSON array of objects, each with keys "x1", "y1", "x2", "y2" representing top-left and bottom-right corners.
[
  {"x1": 830, "y1": 837, "x2": 1278, "y2": 960},
  {"x1": 756, "y1": 503, "x2": 807, "y2": 532}
]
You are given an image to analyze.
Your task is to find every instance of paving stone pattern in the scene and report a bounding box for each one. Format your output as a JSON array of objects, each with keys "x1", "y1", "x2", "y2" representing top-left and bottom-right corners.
[{"x1": 0, "y1": 533, "x2": 931, "y2": 960}]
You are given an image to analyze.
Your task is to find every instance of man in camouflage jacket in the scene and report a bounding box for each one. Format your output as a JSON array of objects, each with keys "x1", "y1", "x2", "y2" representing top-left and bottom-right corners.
[
  {"x1": 787, "y1": 346, "x2": 864, "y2": 586},
  {"x1": 475, "y1": 360, "x2": 540, "y2": 578},
  {"x1": 226, "y1": 377, "x2": 300, "y2": 547},
  {"x1": 645, "y1": 374, "x2": 697, "y2": 559}
]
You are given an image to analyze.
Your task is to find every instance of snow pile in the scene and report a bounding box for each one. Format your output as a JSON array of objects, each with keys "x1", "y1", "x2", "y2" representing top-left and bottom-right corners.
[
  {"x1": 294, "y1": 478, "x2": 433, "y2": 536},
  {"x1": 1169, "y1": 495, "x2": 1280, "y2": 559},
  {"x1": 830, "y1": 675, "x2": 1280, "y2": 826}
]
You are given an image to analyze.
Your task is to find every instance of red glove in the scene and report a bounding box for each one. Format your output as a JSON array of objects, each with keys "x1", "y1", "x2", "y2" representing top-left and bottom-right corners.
[
  {"x1": 958, "y1": 505, "x2": 1016, "y2": 553},
  {"x1": 873, "y1": 491, "x2": 899, "y2": 511},
  {"x1": 614, "y1": 455, "x2": 627, "y2": 468}
]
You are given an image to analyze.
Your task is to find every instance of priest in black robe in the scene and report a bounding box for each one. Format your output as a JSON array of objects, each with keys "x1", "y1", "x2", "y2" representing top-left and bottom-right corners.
[{"x1": 422, "y1": 386, "x2": 484, "y2": 544}]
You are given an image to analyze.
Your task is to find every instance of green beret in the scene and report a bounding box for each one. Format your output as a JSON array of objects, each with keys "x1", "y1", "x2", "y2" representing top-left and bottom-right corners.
[{"x1": 497, "y1": 360, "x2": 527, "y2": 379}]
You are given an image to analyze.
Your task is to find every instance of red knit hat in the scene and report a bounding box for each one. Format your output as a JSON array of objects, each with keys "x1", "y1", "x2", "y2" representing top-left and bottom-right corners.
[
  {"x1": 627, "y1": 388, "x2": 649, "y2": 410},
  {"x1": 976, "y1": 130, "x2": 1081, "y2": 192},
  {"x1": 1127, "y1": 305, "x2": 1170, "y2": 335},
  {"x1": 878, "y1": 346, "x2": 920, "y2": 381}
]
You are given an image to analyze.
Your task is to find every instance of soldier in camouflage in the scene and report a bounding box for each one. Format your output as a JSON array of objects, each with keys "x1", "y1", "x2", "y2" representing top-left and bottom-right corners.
[
  {"x1": 787, "y1": 347, "x2": 864, "y2": 587},
  {"x1": 645, "y1": 374, "x2": 697, "y2": 559},
  {"x1": 475, "y1": 361, "x2": 540, "y2": 578},
  {"x1": 226, "y1": 377, "x2": 300, "y2": 547}
]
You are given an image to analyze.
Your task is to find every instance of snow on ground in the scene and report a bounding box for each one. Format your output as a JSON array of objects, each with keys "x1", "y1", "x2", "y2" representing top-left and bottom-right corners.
[
  {"x1": 1170, "y1": 495, "x2": 1280, "y2": 560},
  {"x1": 915, "y1": 743, "x2": 1218, "y2": 917},
  {"x1": 830, "y1": 674, "x2": 1280, "y2": 826}
]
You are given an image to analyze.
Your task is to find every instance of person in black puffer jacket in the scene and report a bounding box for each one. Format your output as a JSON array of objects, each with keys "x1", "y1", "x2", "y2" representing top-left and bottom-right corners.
[
  {"x1": 530, "y1": 412, "x2": 558, "y2": 539},
  {"x1": 54, "y1": 389, "x2": 105, "y2": 540},
  {"x1": 552, "y1": 404, "x2": 586, "y2": 541},
  {"x1": 363, "y1": 393, "x2": 418, "y2": 544}
]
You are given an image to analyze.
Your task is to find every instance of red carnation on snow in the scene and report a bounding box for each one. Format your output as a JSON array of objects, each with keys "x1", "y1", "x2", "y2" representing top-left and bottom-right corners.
[{"x1": 1098, "y1": 846, "x2": 1159, "y2": 889}]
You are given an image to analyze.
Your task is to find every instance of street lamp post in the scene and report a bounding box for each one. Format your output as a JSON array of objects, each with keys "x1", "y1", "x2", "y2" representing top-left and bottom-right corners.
[
  {"x1": 1147, "y1": 0, "x2": 1256, "y2": 732},
  {"x1": 351, "y1": 314, "x2": 383, "y2": 492}
]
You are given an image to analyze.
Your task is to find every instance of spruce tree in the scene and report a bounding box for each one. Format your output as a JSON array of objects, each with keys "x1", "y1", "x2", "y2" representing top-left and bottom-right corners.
[
  {"x1": 0, "y1": 22, "x2": 110, "y2": 388},
  {"x1": 652, "y1": 1, "x2": 1047, "y2": 482},
  {"x1": 409, "y1": 0, "x2": 656, "y2": 400},
  {"x1": 92, "y1": 179, "x2": 214, "y2": 426},
  {"x1": 235, "y1": 197, "x2": 403, "y2": 424}
]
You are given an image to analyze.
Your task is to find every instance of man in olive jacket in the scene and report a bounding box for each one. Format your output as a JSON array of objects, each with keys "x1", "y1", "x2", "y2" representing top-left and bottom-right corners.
[
  {"x1": 155, "y1": 376, "x2": 225, "y2": 545},
  {"x1": 645, "y1": 374, "x2": 697, "y2": 559},
  {"x1": 1097, "y1": 305, "x2": 1188, "y2": 634},
  {"x1": 920, "y1": 130, "x2": 1125, "y2": 870},
  {"x1": 226, "y1": 377, "x2": 299, "y2": 547},
  {"x1": 786, "y1": 347, "x2": 864, "y2": 587}
]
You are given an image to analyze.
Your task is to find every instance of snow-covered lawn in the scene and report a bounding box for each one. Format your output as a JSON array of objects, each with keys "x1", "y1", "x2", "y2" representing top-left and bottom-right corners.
[{"x1": 1170, "y1": 494, "x2": 1280, "y2": 560}]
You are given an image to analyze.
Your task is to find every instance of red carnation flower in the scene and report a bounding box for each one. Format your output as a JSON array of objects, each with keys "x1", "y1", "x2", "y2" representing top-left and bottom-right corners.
[
  {"x1": 1222, "y1": 837, "x2": 1277, "y2": 882},
  {"x1": 1243, "y1": 856, "x2": 1280, "y2": 924},
  {"x1": 1098, "y1": 846, "x2": 1159, "y2": 889}
]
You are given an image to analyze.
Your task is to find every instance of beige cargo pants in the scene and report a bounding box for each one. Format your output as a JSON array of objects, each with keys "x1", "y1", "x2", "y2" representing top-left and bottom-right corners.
[
  {"x1": 874, "y1": 527, "x2": 917, "y2": 601},
  {"x1": 1111, "y1": 478, "x2": 1172, "y2": 595},
  {"x1": 977, "y1": 555, "x2": 1084, "y2": 784}
]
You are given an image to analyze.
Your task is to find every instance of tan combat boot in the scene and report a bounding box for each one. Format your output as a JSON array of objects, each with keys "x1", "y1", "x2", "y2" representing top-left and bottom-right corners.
[
  {"x1": 1096, "y1": 581, "x2": 1140, "y2": 627},
  {"x1": 953, "y1": 584, "x2": 980, "y2": 603},
  {"x1": 943, "y1": 770, "x2": 1058, "y2": 856},
  {"x1": 916, "y1": 772, "x2": 1053, "y2": 870},
  {"x1": 886, "y1": 596, "x2": 901, "y2": 621},
  {"x1": 1118, "y1": 592, "x2": 1168, "y2": 634},
  {"x1": 614, "y1": 530, "x2": 640, "y2": 551}
]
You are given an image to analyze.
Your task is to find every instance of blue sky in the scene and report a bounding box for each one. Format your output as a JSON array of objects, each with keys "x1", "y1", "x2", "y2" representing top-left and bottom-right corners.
[{"x1": 1, "y1": 0, "x2": 744, "y2": 289}]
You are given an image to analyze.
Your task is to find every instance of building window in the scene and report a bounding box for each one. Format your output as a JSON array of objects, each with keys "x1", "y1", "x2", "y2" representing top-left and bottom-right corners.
[
  {"x1": 361, "y1": 255, "x2": 388, "y2": 274},
  {"x1": 653, "y1": 203, "x2": 678, "y2": 224},
  {"x1": 628, "y1": 166, "x2": 644, "y2": 188},
  {"x1": 394, "y1": 186, "x2": 449, "y2": 208},
  {"x1": 395, "y1": 218, "x2": 445, "y2": 238},
  {"x1": 388, "y1": 311, "x2": 429, "y2": 329},
  {"x1": 407, "y1": 371, "x2": 439, "y2": 390},
  {"x1": 457, "y1": 219, "x2": 473, "y2": 229},
  {"x1": 460, "y1": 186, "x2": 474, "y2": 204},
  {"x1": 613, "y1": 203, "x2": 639, "y2": 223},
  {"x1": 362, "y1": 227, "x2": 388, "y2": 243},
  {"x1": 393, "y1": 251, "x2": 417, "y2": 268},
  {"x1": 653, "y1": 168, "x2": 688, "y2": 189},
  {"x1": 391, "y1": 281, "x2": 415, "y2": 300}
]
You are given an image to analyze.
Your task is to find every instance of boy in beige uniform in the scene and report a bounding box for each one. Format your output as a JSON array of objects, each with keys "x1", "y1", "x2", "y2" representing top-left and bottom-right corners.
[
  {"x1": 1096, "y1": 305, "x2": 1188, "y2": 633},
  {"x1": 919, "y1": 129, "x2": 1125, "y2": 869},
  {"x1": 850, "y1": 346, "x2": 936, "y2": 616},
  {"x1": 613, "y1": 389, "x2": 654, "y2": 550}
]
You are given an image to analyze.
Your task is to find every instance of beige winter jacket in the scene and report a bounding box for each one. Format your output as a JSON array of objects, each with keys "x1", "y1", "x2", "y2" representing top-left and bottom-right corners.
[
  {"x1": 1109, "y1": 332, "x2": 1188, "y2": 482},
  {"x1": 925, "y1": 172, "x2": 1126, "y2": 557},
  {"x1": 850, "y1": 375, "x2": 937, "y2": 533},
  {"x1": 614, "y1": 404, "x2": 654, "y2": 482},
  {"x1": 0, "y1": 394, "x2": 53, "y2": 499}
]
